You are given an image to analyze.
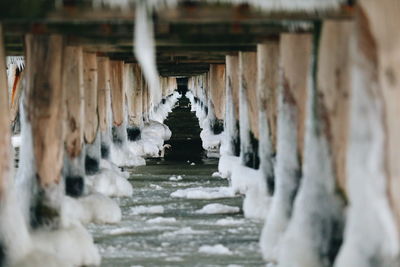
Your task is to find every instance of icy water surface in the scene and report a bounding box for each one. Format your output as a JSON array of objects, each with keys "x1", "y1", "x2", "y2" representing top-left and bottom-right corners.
[{"x1": 88, "y1": 159, "x2": 264, "y2": 266}]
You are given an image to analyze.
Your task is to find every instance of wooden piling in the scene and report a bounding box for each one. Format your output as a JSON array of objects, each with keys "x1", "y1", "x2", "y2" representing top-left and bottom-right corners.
[
  {"x1": 209, "y1": 64, "x2": 226, "y2": 121},
  {"x1": 110, "y1": 60, "x2": 125, "y2": 127},
  {"x1": 0, "y1": 24, "x2": 11, "y2": 197},
  {"x1": 25, "y1": 34, "x2": 64, "y2": 187},
  {"x1": 97, "y1": 56, "x2": 111, "y2": 133},
  {"x1": 83, "y1": 52, "x2": 99, "y2": 144},
  {"x1": 63, "y1": 46, "x2": 84, "y2": 158}
]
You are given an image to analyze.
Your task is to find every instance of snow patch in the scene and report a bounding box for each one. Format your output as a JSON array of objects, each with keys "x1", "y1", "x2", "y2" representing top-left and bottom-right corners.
[
  {"x1": 131, "y1": 205, "x2": 164, "y2": 215},
  {"x1": 199, "y1": 244, "x2": 233, "y2": 255},
  {"x1": 195, "y1": 203, "x2": 240, "y2": 215},
  {"x1": 171, "y1": 187, "x2": 235, "y2": 200}
]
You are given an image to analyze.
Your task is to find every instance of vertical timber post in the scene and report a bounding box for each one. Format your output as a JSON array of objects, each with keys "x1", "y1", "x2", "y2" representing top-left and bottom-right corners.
[
  {"x1": 239, "y1": 52, "x2": 259, "y2": 169},
  {"x1": 25, "y1": 34, "x2": 64, "y2": 227}
]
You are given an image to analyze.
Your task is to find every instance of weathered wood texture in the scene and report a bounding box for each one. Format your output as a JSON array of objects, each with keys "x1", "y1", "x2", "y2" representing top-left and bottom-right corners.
[
  {"x1": 110, "y1": 60, "x2": 125, "y2": 127},
  {"x1": 358, "y1": 0, "x2": 400, "y2": 232},
  {"x1": 257, "y1": 41, "x2": 279, "y2": 151},
  {"x1": 63, "y1": 46, "x2": 84, "y2": 158},
  {"x1": 317, "y1": 21, "x2": 353, "y2": 194},
  {"x1": 280, "y1": 34, "x2": 312, "y2": 161},
  {"x1": 9, "y1": 69, "x2": 24, "y2": 125},
  {"x1": 209, "y1": 64, "x2": 226, "y2": 120},
  {"x1": 25, "y1": 34, "x2": 64, "y2": 187},
  {"x1": 225, "y1": 55, "x2": 240, "y2": 121},
  {"x1": 0, "y1": 24, "x2": 11, "y2": 196},
  {"x1": 83, "y1": 52, "x2": 98, "y2": 144},
  {"x1": 97, "y1": 56, "x2": 111, "y2": 132},
  {"x1": 142, "y1": 76, "x2": 148, "y2": 119},
  {"x1": 239, "y1": 52, "x2": 259, "y2": 139}
]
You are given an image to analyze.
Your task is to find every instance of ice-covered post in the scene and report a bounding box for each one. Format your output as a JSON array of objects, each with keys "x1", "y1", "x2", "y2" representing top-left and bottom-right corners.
[
  {"x1": 24, "y1": 34, "x2": 65, "y2": 226},
  {"x1": 335, "y1": 1, "x2": 400, "y2": 265},
  {"x1": 110, "y1": 60, "x2": 126, "y2": 147},
  {"x1": 125, "y1": 63, "x2": 142, "y2": 141},
  {"x1": 83, "y1": 52, "x2": 100, "y2": 175},
  {"x1": 142, "y1": 77, "x2": 149, "y2": 123},
  {"x1": 278, "y1": 26, "x2": 346, "y2": 267},
  {"x1": 256, "y1": 41, "x2": 279, "y2": 197},
  {"x1": 62, "y1": 46, "x2": 85, "y2": 197},
  {"x1": 260, "y1": 34, "x2": 310, "y2": 262},
  {"x1": 224, "y1": 55, "x2": 240, "y2": 156},
  {"x1": 238, "y1": 52, "x2": 259, "y2": 169},
  {"x1": 97, "y1": 56, "x2": 112, "y2": 160},
  {"x1": 209, "y1": 64, "x2": 225, "y2": 135}
]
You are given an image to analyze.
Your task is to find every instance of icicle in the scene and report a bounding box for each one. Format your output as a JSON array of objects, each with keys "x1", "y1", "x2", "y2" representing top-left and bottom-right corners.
[{"x1": 134, "y1": 1, "x2": 161, "y2": 114}]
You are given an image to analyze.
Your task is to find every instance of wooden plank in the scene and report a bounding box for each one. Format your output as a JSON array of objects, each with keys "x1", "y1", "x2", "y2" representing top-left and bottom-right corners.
[
  {"x1": 0, "y1": 24, "x2": 11, "y2": 197},
  {"x1": 83, "y1": 52, "x2": 98, "y2": 144},
  {"x1": 25, "y1": 34, "x2": 64, "y2": 187},
  {"x1": 97, "y1": 56, "x2": 111, "y2": 132},
  {"x1": 109, "y1": 60, "x2": 125, "y2": 127}
]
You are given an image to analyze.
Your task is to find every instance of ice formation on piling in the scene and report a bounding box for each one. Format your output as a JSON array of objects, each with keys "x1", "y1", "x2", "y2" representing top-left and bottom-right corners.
[
  {"x1": 334, "y1": 33, "x2": 399, "y2": 267},
  {"x1": 259, "y1": 76, "x2": 301, "y2": 262}
]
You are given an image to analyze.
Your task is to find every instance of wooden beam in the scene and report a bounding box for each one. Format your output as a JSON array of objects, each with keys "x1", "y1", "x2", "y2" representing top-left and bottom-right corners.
[{"x1": 209, "y1": 64, "x2": 226, "y2": 120}]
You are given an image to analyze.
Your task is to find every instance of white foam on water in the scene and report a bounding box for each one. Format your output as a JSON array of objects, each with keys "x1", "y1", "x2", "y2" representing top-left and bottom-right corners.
[
  {"x1": 198, "y1": 244, "x2": 233, "y2": 255},
  {"x1": 195, "y1": 203, "x2": 240, "y2": 215}
]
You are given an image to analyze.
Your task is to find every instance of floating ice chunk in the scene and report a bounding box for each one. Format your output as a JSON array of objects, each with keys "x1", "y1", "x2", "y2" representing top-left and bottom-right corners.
[
  {"x1": 170, "y1": 187, "x2": 235, "y2": 200},
  {"x1": 216, "y1": 217, "x2": 244, "y2": 226},
  {"x1": 190, "y1": 162, "x2": 195, "y2": 166},
  {"x1": 195, "y1": 204, "x2": 240, "y2": 215},
  {"x1": 146, "y1": 217, "x2": 176, "y2": 224},
  {"x1": 198, "y1": 244, "x2": 232, "y2": 255},
  {"x1": 169, "y1": 175, "x2": 183, "y2": 181},
  {"x1": 131, "y1": 205, "x2": 164, "y2": 215}
]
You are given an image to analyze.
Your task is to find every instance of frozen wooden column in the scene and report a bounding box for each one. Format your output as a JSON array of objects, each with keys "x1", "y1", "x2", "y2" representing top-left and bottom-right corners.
[
  {"x1": 83, "y1": 52, "x2": 98, "y2": 145},
  {"x1": 225, "y1": 55, "x2": 240, "y2": 156},
  {"x1": 110, "y1": 60, "x2": 125, "y2": 128},
  {"x1": 132, "y1": 64, "x2": 143, "y2": 127},
  {"x1": 25, "y1": 34, "x2": 64, "y2": 225},
  {"x1": 239, "y1": 52, "x2": 259, "y2": 168},
  {"x1": 0, "y1": 25, "x2": 11, "y2": 198},
  {"x1": 336, "y1": 2, "x2": 400, "y2": 266},
  {"x1": 62, "y1": 46, "x2": 85, "y2": 197},
  {"x1": 209, "y1": 64, "x2": 226, "y2": 123},
  {"x1": 278, "y1": 28, "x2": 347, "y2": 266},
  {"x1": 261, "y1": 34, "x2": 311, "y2": 262},
  {"x1": 63, "y1": 46, "x2": 84, "y2": 159},
  {"x1": 256, "y1": 40, "x2": 279, "y2": 196},
  {"x1": 142, "y1": 77, "x2": 149, "y2": 122},
  {"x1": 83, "y1": 52, "x2": 100, "y2": 175},
  {"x1": 97, "y1": 56, "x2": 112, "y2": 159}
]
